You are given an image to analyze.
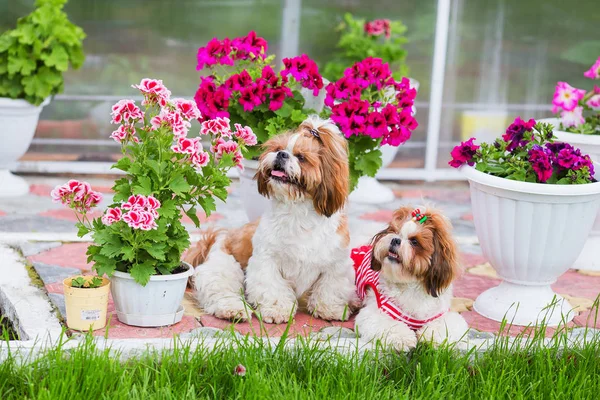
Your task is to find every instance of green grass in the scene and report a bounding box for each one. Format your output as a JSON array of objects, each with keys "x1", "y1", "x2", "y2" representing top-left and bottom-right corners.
[{"x1": 1, "y1": 326, "x2": 600, "y2": 400}]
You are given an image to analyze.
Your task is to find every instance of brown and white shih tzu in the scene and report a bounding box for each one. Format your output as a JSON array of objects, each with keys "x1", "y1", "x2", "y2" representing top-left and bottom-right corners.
[
  {"x1": 185, "y1": 115, "x2": 357, "y2": 323},
  {"x1": 353, "y1": 206, "x2": 468, "y2": 350}
]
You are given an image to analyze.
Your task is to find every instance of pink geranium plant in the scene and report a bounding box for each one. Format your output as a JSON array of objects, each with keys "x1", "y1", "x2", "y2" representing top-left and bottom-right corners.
[
  {"x1": 194, "y1": 31, "x2": 323, "y2": 159},
  {"x1": 51, "y1": 79, "x2": 255, "y2": 285},
  {"x1": 323, "y1": 57, "x2": 418, "y2": 189},
  {"x1": 551, "y1": 56, "x2": 600, "y2": 135},
  {"x1": 449, "y1": 117, "x2": 595, "y2": 184}
]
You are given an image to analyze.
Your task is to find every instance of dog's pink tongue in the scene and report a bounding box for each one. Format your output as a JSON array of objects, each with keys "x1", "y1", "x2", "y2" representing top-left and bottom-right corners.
[{"x1": 271, "y1": 170, "x2": 287, "y2": 178}]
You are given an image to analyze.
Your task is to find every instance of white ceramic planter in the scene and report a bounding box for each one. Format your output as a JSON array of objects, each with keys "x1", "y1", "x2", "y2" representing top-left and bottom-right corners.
[
  {"x1": 462, "y1": 165, "x2": 600, "y2": 326},
  {"x1": 110, "y1": 262, "x2": 193, "y2": 327},
  {"x1": 349, "y1": 79, "x2": 420, "y2": 205},
  {"x1": 0, "y1": 97, "x2": 50, "y2": 197},
  {"x1": 239, "y1": 159, "x2": 271, "y2": 222},
  {"x1": 540, "y1": 118, "x2": 600, "y2": 271}
]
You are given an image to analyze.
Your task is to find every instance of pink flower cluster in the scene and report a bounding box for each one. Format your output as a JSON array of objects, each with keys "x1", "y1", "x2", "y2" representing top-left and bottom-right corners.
[
  {"x1": 111, "y1": 99, "x2": 144, "y2": 125},
  {"x1": 102, "y1": 195, "x2": 160, "y2": 230},
  {"x1": 196, "y1": 31, "x2": 267, "y2": 70},
  {"x1": 364, "y1": 19, "x2": 391, "y2": 39},
  {"x1": 172, "y1": 136, "x2": 210, "y2": 170},
  {"x1": 528, "y1": 142, "x2": 595, "y2": 183},
  {"x1": 281, "y1": 54, "x2": 324, "y2": 96},
  {"x1": 200, "y1": 117, "x2": 255, "y2": 170},
  {"x1": 151, "y1": 107, "x2": 190, "y2": 138},
  {"x1": 502, "y1": 117, "x2": 536, "y2": 152},
  {"x1": 449, "y1": 138, "x2": 479, "y2": 168},
  {"x1": 132, "y1": 78, "x2": 171, "y2": 107},
  {"x1": 51, "y1": 180, "x2": 103, "y2": 213},
  {"x1": 325, "y1": 58, "x2": 418, "y2": 146},
  {"x1": 584, "y1": 56, "x2": 600, "y2": 80}
]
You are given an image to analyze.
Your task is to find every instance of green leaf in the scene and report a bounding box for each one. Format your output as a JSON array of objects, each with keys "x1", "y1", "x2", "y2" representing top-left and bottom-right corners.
[
  {"x1": 133, "y1": 176, "x2": 153, "y2": 196},
  {"x1": 184, "y1": 206, "x2": 200, "y2": 228},
  {"x1": 92, "y1": 256, "x2": 117, "y2": 278},
  {"x1": 158, "y1": 199, "x2": 178, "y2": 219},
  {"x1": 168, "y1": 175, "x2": 191, "y2": 195},
  {"x1": 41, "y1": 45, "x2": 69, "y2": 71},
  {"x1": 112, "y1": 157, "x2": 131, "y2": 173},
  {"x1": 129, "y1": 261, "x2": 156, "y2": 286},
  {"x1": 21, "y1": 66, "x2": 62, "y2": 101},
  {"x1": 198, "y1": 196, "x2": 216, "y2": 217},
  {"x1": 274, "y1": 102, "x2": 293, "y2": 118},
  {"x1": 146, "y1": 159, "x2": 162, "y2": 178},
  {"x1": 7, "y1": 53, "x2": 36, "y2": 76},
  {"x1": 143, "y1": 244, "x2": 166, "y2": 261},
  {"x1": 76, "y1": 222, "x2": 90, "y2": 238},
  {"x1": 355, "y1": 149, "x2": 383, "y2": 178},
  {"x1": 121, "y1": 246, "x2": 135, "y2": 262},
  {"x1": 290, "y1": 109, "x2": 306, "y2": 123},
  {"x1": 100, "y1": 239, "x2": 124, "y2": 258}
]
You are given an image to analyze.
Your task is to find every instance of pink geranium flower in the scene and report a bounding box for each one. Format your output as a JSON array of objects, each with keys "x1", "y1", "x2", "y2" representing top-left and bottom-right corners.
[
  {"x1": 122, "y1": 194, "x2": 148, "y2": 211},
  {"x1": 552, "y1": 82, "x2": 586, "y2": 113},
  {"x1": 583, "y1": 56, "x2": 600, "y2": 80},
  {"x1": 139, "y1": 211, "x2": 158, "y2": 231},
  {"x1": 234, "y1": 123, "x2": 257, "y2": 146},
  {"x1": 110, "y1": 99, "x2": 144, "y2": 125},
  {"x1": 172, "y1": 137, "x2": 201, "y2": 154},
  {"x1": 364, "y1": 19, "x2": 391, "y2": 39},
  {"x1": 191, "y1": 151, "x2": 210, "y2": 170},
  {"x1": 173, "y1": 98, "x2": 201, "y2": 121},
  {"x1": 50, "y1": 180, "x2": 102, "y2": 212},
  {"x1": 132, "y1": 78, "x2": 171, "y2": 107},
  {"x1": 101, "y1": 207, "x2": 122, "y2": 226},
  {"x1": 151, "y1": 108, "x2": 190, "y2": 138},
  {"x1": 201, "y1": 118, "x2": 232, "y2": 136},
  {"x1": 561, "y1": 106, "x2": 585, "y2": 128},
  {"x1": 232, "y1": 31, "x2": 268, "y2": 61},
  {"x1": 281, "y1": 54, "x2": 323, "y2": 96},
  {"x1": 123, "y1": 210, "x2": 144, "y2": 229},
  {"x1": 110, "y1": 125, "x2": 138, "y2": 143}
]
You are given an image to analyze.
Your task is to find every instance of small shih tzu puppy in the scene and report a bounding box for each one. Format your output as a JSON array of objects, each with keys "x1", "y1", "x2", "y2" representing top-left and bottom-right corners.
[
  {"x1": 353, "y1": 206, "x2": 468, "y2": 350},
  {"x1": 185, "y1": 115, "x2": 357, "y2": 323}
]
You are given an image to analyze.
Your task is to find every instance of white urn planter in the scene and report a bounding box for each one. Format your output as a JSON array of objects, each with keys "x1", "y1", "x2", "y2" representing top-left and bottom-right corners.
[
  {"x1": 349, "y1": 79, "x2": 420, "y2": 205},
  {"x1": 540, "y1": 118, "x2": 600, "y2": 271},
  {"x1": 462, "y1": 165, "x2": 600, "y2": 326},
  {"x1": 0, "y1": 97, "x2": 50, "y2": 197},
  {"x1": 110, "y1": 262, "x2": 193, "y2": 327},
  {"x1": 239, "y1": 159, "x2": 271, "y2": 222}
]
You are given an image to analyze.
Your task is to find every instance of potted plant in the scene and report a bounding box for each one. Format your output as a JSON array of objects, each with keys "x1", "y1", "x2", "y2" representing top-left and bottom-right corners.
[
  {"x1": 539, "y1": 56, "x2": 600, "y2": 270},
  {"x1": 51, "y1": 79, "x2": 253, "y2": 327},
  {"x1": 0, "y1": 0, "x2": 85, "y2": 197},
  {"x1": 449, "y1": 117, "x2": 600, "y2": 326},
  {"x1": 322, "y1": 57, "x2": 419, "y2": 194},
  {"x1": 194, "y1": 31, "x2": 324, "y2": 221},
  {"x1": 63, "y1": 275, "x2": 110, "y2": 331},
  {"x1": 322, "y1": 14, "x2": 417, "y2": 204}
]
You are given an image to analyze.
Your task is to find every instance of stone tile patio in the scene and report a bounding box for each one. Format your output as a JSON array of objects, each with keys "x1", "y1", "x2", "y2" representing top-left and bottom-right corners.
[{"x1": 1, "y1": 175, "x2": 599, "y2": 340}]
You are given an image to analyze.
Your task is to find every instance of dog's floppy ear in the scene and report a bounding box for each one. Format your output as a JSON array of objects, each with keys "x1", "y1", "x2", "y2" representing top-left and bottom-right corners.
[
  {"x1": 369, "y1": 228, "x2": 390, "y2": 271},
  {"x1": 300, "y1": 116, "x2": 349, "y2": 217},
  {"x1": 423, "y1": 210, "x2": 461, "y2": 297}
]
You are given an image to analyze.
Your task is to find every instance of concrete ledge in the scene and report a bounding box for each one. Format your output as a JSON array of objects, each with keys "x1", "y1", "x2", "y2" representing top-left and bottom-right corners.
[{"x1": 0, "y1": 244, "x2": 63, "y2": 343}]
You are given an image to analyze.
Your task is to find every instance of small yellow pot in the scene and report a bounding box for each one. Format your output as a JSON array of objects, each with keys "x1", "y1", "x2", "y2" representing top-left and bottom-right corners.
[{"x1": 63, "y1": 276, "x2": 110, "y2": 331}]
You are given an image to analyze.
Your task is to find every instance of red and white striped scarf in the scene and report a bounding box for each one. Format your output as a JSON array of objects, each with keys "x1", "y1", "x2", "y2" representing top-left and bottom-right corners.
[{"x1": 352, "y1": 245, "x2": 446, "y2": 331}]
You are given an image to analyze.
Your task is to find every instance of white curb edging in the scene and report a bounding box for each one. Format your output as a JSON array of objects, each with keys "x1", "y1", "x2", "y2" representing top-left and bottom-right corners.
[{"x1": 0, "y1": 244, "x2": 63, "y2": 343}]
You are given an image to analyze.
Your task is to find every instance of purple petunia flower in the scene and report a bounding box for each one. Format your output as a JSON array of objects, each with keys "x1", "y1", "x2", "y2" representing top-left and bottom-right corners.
[
  {"x1": 502, "y1": 117, "x2": 536, "y2": 152},
  {"x1": 528, "y1": 145, "x2": 554, "y2": 183}
]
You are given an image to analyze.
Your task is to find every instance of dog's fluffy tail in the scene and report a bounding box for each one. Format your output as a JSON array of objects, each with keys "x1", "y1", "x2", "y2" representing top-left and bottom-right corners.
[{"x1": 184, "y1": 228, "x2": 222, "y2": 288}]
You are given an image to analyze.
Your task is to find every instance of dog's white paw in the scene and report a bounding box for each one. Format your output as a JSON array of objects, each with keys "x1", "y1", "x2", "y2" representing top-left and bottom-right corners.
[
  {"x1": 384, "y1": 328, "x2": 418, "y2": 352},
  {"x1": 258, "y1": 304, "x2": 295, "y2": 324},
  {"x1": 309, "y1": 303, "x2": 351, "y2": 321},
  {"x1": 211, "y1": 298, "x2": 251, "y2": 322}
]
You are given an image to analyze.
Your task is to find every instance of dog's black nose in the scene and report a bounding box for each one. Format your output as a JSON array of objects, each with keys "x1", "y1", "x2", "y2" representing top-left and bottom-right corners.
[
  {"x1": 390, "y1": 238, "x2": 401, "y2": 247},
  {"x1": 276, "y1": 151, "x2": 289, "y2": 160}
]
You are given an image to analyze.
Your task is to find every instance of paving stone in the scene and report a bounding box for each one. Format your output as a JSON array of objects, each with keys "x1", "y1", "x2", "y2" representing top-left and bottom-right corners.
[
  {"x1": 32, "y1": 262, "x2": 81, "y2": 285},
  {"x1": 552, "y1": 270, "x2": 600, "y2": 299},
  {"x1": 29, "y1": 243, "x2": 92, "y2": 270},
  {"x1": 19, "y1": 241, "x2": 62, "y2": 257},
  {"x1": 466, "y1": 328, "x2": 495, "y2": 340},
  {"x1": 95, "y1": 314, "x2": 201, "y2": 339},
  {"x1": 0, "y1": 195, "x2": 63, "y2": 214},
  {"x1": 451, "y1": 297, "x2": 474, "y2": 312},
  {"x1": 48, "y1": 293, "x2": 66, "y2": 317},
  {"x1": 0, "y1": 210, "x2": 5, "y2": 217},
  {"x1": 311, "y1": 326, "x2": 356, "y2": 341},
  {"x1": 568, "y1": 327, "x2": 600, "y2": 343},
  {"x1": 573, "y1": 309, "x2": 600, "y2": 329},
  {"x1": 180, "y1": 327, "x2": 226, "y2": 339},
  {"x1": 0, "y1": 215, "x2": 76, "y2": 233},
  {"x1": 467, "y1": 263, "x2": 498, "y2": 279}
]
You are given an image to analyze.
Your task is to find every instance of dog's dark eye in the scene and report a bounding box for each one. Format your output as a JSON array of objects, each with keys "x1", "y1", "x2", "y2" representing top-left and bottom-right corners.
[
  {"x1": 295, "y1": 154, "x2": 305, "y2": 162},
  {"x1": 410, "y1": 238, "x2": 419, "y2": 247}
]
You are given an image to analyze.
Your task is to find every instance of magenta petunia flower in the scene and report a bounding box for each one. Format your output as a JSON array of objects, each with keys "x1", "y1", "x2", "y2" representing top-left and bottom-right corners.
[
  {"x1": 583, "y1": 56, "x2": 600, "y2": 80},
  {"x1": 528, "y1": 145, "x2": 554, "y2": 183},
  {"x1": 449, "y1": 138, "x2": 479, "y2": 168}
]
